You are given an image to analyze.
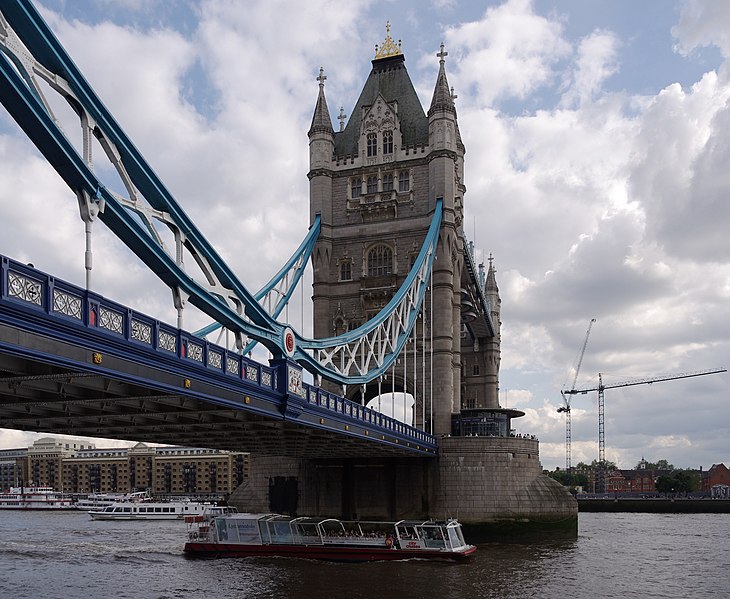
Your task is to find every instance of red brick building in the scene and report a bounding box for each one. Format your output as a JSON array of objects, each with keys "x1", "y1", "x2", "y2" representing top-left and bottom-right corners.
[{"x1": 701, "y1": 463, "x2": 730, "y2": 493}]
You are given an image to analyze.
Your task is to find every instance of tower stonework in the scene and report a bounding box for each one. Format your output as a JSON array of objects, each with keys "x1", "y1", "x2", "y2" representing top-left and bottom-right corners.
[
  {"x1": 308, "y1": 35, "x2": 473, "y2": 435},
  {"x1": 301, "y1": 30, "x2": 577, "y2": 537},
  {"x1": 232, "y1": 30, "x2": 577, "y2": 538}
]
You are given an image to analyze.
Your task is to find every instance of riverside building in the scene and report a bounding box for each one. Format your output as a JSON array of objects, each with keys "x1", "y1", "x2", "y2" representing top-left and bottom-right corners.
[{"x1": 0, "y1": 437, "x2": 248, "y2": 496}]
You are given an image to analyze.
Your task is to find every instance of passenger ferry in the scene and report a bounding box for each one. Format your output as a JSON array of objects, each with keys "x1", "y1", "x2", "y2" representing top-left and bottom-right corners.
[
  {"x1": 0, "y1": 486, "x2": 75, "y2": 510},
  {"x1": 184, "y1": 513, "x2": 476, "y2": 562},
  {"x1": 75, "y1": 490, "x2": 150, "y2": 511},
  {"x1": 88, "y1": 498, "x2": 222, "y2": 520}
]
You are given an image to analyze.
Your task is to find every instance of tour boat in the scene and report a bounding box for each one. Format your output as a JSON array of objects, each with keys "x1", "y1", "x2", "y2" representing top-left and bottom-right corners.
[
  {"x1": 75, "y1": 490, "x2": 150, "y2": 511},
  {"x1": 88, "y1": 497, "x2": 222, "y2": 520},
  {"x1": 0, "y1": 486, "x2": 75, "y2": 510},
  {"x1": 183, "y1": 512, "x2": 477, "y2": 562}
]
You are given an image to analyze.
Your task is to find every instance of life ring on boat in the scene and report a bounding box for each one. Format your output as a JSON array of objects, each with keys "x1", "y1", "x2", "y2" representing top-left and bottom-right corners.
[
  {"x1": 192, "y1": 532, "x2": 198, "y2": 539},
  {"x1": 385, "y1": 537, "x2": 393, "y2": 548}
]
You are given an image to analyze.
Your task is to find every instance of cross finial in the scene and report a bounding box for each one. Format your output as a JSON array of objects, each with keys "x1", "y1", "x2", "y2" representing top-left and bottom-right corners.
[
  {"x1": 338, "y1": 106, "x2": 347, "y2": 131},
  {"x1": 386, "y1": 20, "x2": 391, "y2": 36},
  {"x1": 317, "y1": 67, "x2": 327, "y2": 88},
  {"x1": 488, "y1": 252, "x2": 494, "y2": 269},
  {"x1": 437, "y1": 42, "x2": 448, "y2": 64}
]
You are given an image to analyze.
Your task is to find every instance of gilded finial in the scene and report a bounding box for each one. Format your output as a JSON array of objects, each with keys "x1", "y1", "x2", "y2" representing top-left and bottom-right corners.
[{"x1": 374, "y1": 21, "x2": 403, "y2": 60}]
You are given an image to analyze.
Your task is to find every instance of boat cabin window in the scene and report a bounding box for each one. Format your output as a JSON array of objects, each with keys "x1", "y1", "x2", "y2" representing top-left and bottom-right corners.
[
  {"x1": 416, "y1": 525, "x2": 446, "y2": 549},
  {"x1": 265, "y1": 520, "x2": 294, "y2": 544},
  {"x1": 396, "y1": 525, "x2": 417, "y2": 540},
  {"x1": 446, "y1": 526, "x2": 464, "y2": 549}
]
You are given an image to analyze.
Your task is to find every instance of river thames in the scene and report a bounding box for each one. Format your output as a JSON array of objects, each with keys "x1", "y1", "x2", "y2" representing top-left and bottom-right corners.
[{"x1": 1, "y1": 511, "x2": 728, "y2": 598}]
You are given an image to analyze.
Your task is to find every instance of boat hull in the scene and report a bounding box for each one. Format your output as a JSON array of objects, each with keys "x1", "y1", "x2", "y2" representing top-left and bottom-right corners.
[{"x1": 183, "y1": 541, "x2": 476, "y2": 562}]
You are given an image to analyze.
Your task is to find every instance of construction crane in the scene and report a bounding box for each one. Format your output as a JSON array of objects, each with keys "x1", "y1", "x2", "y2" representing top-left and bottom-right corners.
[
  {"x1": 558, "y1": 318, "x2": 596, "y2": 471},
  {"x1": 565, "y1": 367, "x2": 727, "y2": 492}
]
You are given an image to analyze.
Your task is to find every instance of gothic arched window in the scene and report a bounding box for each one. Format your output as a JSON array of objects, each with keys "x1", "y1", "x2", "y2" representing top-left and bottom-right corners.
[
  {"x1": 340, "y1": 260, "x2": 352, "y2": 281},
  {"x1": 367, "y1": 175, "x2": 378, "y2": 194},
  {"x1": 367, "y1": 245, "x2": 393, "y2": 277},
  {"x1": 383, "y1": 130, "x2": 393, "y2": 154},
  {"x1": 367, "y1": 133, "x2": 377, "y2": 157},
  {"x1": 398, "y1": 170, "x2": 410, "y2": 192},
  {"x1": 351, "y1": 178, "x2": 362, "y2": 198},
  {"x1": 382, "y1": 173, "x2": 393, "y2": 191}
]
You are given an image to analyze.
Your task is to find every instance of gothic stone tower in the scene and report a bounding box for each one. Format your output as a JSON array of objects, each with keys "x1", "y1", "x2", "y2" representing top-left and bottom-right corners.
[
  {"x1": 308, "y1": 29, "x2": 501, "y2": 436},
  {"x1": 232, "y1": 29, "x2": 577, "y2": 535}
]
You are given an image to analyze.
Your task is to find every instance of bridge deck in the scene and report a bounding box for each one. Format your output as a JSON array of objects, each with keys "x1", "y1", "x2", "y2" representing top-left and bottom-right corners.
[{"x1": 0, "y1": 257, "x2": 436, "y2": 457}]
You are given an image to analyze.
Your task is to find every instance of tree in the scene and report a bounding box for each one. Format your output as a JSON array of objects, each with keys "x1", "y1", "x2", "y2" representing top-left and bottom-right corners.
[
  {"x1": 634, "y1": 458, "x2": 675, "y2": 471},
  {"x1": 655, "y1": 470, "x2": 697, "y2": 495},
  {"x1": 655, "y1": 475, "x2": 675, "y2": 494},
  {"x1": 548, "y1": 469, "x2": 589, "y2": 489}
]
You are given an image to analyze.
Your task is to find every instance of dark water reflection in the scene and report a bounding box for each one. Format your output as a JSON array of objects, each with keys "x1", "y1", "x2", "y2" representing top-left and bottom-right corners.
[{"x1": 1, "y1": 511, "x2": 728, "y2": 598}]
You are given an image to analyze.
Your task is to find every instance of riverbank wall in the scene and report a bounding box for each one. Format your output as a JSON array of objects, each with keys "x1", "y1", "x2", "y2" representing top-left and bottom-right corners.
[{"x1": 578, "y1": 498, "x2": 730, "y2": 513}]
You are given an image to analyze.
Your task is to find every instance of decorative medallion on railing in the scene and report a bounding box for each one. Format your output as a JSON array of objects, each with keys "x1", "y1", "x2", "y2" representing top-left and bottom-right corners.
[
  {"x1": 8, "y1": 272, "x2": 42, "y2": 305},
  {"x1": 158, "y1": 330, "x2": 176, "y2": 353},
  {"x1": 226, "y1": 356, "x2": 239, "y2": 375},
  {"x1": 99, "y1": 307, "x2": 124, "y2": 334},
  {"x1": 53, "y1": 289, "x2": 82, "y2": 320},
  {"x1": 131, "y1": 319, "x2": 152, "y2": 344},
  {"x1": 208, "y1": 350, "x2": 222, "y2": 369},
  {"x1": 187, "y1": 342, "x2": 203, "y2": 363}
]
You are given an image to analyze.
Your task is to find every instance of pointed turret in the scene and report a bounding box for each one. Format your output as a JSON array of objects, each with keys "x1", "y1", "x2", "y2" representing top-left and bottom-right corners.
[
  {"x1": 428, "y1": 43, "x2": 456, "y2": 116},
  {"x1": 308, "y1": 67, "x2": 335, "y2": 227},
  {"x1": 309, "y1": 67, "x2": 335, "y2": 137}
]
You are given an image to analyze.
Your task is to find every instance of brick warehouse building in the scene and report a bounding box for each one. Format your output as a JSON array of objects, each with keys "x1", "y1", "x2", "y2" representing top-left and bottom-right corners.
[{"x1": 0, "y1": 436, "x2": 248, "y2": 496}]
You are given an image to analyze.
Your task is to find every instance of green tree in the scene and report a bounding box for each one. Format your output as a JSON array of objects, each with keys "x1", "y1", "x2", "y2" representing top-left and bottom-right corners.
[
  {"x1": 548, "y1": 470, "x2": 589, "y2": 489},
  {"x1": 655, "y1": 475, "x2": 675, "y2": 494},
  {"x1": 634, "y1": 458, "x2": 675, "y2": 470}
]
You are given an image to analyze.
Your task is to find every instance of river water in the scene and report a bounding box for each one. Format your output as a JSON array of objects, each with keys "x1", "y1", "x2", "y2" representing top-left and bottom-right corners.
[{"x1": 0, "y1": 511, "x2": 728, "y2": 598}]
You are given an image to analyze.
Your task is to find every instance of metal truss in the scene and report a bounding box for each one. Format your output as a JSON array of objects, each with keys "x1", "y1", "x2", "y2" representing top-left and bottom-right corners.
[{"x1": 0, "y1": 0, "x2": 440, "y2": 386}]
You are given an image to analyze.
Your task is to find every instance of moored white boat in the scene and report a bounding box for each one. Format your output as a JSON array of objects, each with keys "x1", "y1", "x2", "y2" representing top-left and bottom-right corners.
[
  {"x1": 75, "y1": 490, "x2": 150, "y2": 511},
  {"x1": 0, "y1": 486, "x2": 75, "y2": 510},
  {"x1": 88, "y1": 498, "x2": 224, "y2": 520},
  {"x1": 183, "y1": 513, "x2": 477, "y2": 562}
]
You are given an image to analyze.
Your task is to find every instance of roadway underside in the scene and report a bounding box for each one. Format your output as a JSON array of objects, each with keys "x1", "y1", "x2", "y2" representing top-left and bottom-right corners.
[{"x1": 0, "y1": 347, "x2": 422, "y2": 459}]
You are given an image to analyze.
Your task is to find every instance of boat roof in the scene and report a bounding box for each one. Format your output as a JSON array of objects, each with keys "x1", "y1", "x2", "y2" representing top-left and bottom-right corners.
[{"x1": 219, "y1": 513, "x2": 462, "y2": 528}]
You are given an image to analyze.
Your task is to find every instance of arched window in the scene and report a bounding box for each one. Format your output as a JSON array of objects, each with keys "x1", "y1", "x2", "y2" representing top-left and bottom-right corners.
[
  {"x1": 340, "y1": 260, "x2": 352, "y2": 281},
  {"x1": 367, "y1": 133, "x2": 377, "y2": 157},
  {"x1": 351, "y1": 178, "x2": 362, "y2": 198},
  {"x1": 398, "y1": 170, "x2": 410, "y2": 192},
  {"x1": 382, "y1": 130, "x2": 393, "y2": 154},
  {"x1": 382, "y1": 173, "x2": 394, "y2": 191},
  {"x1": 367, "y1": 245, "x2": 393, "y2": 277},
  {"x1": 367, "y1": 175, "x2": 378, "y2": 194}
]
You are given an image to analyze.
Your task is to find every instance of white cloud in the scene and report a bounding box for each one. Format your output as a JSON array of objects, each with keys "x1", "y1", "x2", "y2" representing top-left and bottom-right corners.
[
  {"x1": 442, "y1": 0, "x2": 572, "y2": 106},
  {"x1": 672, "y1": 0, "x2": 730, "y2": 58},
  {"x1": 1, "y1": 1, "x2": 729, "y2": 472}
]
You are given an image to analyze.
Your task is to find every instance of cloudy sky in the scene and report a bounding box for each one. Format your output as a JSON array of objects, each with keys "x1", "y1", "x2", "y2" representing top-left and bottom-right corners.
[{"x1": 1, "y1": 0, "x2": 728, "y2": 472}]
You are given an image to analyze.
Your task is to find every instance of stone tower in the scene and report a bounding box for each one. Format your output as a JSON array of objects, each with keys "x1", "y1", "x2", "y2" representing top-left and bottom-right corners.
[{"x1": 308, "y1": 27, "x2": 502, "y2": 436}]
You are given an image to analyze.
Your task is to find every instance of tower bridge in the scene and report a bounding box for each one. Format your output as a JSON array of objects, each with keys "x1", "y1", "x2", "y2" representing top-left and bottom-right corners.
[{"x1": 0, "y1": 1, "x2": 577, "y2": 535}]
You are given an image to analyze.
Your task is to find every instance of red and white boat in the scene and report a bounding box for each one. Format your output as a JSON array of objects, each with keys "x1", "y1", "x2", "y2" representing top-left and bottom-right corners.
[
  {"x1": 184, "y1": 512, "x2": 476, "y2": 562},
  {"x1": 0, "y1": 485, "x2": 75, "y2": 510}
]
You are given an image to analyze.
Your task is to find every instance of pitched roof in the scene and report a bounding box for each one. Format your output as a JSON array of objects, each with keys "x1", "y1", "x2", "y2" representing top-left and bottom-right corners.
[{"x1": 334, "y1": 54, "x2": 428, "y2": 157}]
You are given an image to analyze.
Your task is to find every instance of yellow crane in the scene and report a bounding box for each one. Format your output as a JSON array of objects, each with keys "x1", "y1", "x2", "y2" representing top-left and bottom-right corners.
[{"x1": 564, "y1": 367, "x2": 726, "y2": 492}]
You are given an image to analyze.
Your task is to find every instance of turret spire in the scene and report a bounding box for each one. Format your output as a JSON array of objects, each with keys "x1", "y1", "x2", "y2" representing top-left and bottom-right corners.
[
  {"x1": 429, "y1": 42, "x2": 455, "y2": 116},
  {"x1": 308, "y1": 66, "x2": 334, "y2": 137}
]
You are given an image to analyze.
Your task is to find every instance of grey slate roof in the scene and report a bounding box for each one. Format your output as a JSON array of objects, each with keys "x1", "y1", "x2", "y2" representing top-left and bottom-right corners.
[{"x1": 334, "y1": 54, "x2": 428, "y2": 157}]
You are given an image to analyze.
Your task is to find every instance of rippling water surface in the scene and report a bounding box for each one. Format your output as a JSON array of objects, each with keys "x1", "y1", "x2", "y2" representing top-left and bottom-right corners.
[{"x1": 1, "y1": 511, "x2": 728, "y2": 598}]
